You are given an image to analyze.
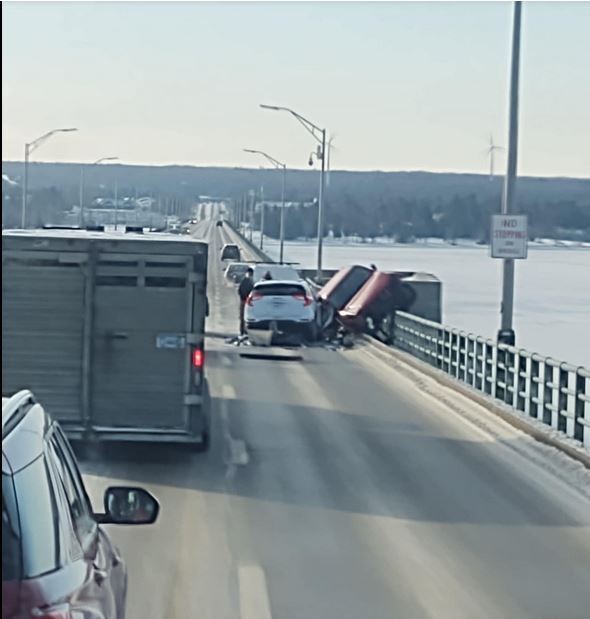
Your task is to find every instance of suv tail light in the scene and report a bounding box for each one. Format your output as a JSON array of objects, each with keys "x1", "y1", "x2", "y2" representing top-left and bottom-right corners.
[
  {"x1": 192, "y1": 348, "x2": 204, "y2": 369},
  {"x1": 246, "y1": 292, "x2": 263, "y2": 306},
  {"x1": 292, "y1": 292, "x2": 313, "y2": 307}
]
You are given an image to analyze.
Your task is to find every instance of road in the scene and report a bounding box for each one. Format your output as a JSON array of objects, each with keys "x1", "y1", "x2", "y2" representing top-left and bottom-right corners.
[{"x1": 80, "y1": 217, "x2": 590, "y2": 619}]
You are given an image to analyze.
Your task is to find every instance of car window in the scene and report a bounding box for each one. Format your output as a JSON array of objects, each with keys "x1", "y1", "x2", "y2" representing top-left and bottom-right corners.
[
  {"x1": 222, "y1": 246, "x2": 240, "y2": 258},
  {"x1": 254, "y1": 283, "x2": 306, "y2": 296},
  {"x1": 47, "y1": 429, "x2": 95, "y2": 545},
  {"x1": 2, "y1": 473, "x2": 21, "y2": 581},
  {"x1": 12, "y1": 456, "x2": 64, "y2": 578}
]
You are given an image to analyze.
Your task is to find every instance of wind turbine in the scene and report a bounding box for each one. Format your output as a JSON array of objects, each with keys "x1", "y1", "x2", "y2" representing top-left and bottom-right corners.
[
  {"x1": 488, "y1": 135, "x2": 505, "y2": 181},
  {"x1": 326, "y1": 134, "x2": 336, "y2": 188}
]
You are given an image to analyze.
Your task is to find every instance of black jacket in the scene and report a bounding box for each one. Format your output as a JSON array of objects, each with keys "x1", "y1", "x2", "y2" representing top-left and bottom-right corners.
[{"x1": 238, "y1": 277, "x2": 254, "y2": 301}]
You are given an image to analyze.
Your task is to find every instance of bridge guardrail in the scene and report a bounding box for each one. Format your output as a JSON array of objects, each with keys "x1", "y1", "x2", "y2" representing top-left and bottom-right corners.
[{"x1": 393, "y1": 311, "x2": 590, "y2": 448}]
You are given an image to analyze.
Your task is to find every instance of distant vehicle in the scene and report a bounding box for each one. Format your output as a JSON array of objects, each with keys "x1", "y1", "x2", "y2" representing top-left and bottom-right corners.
[
  {"x1": 224, "y1": 262, "x2": 251, "y2": 284},
  {"x1": 252, "y1": 263, "x2": 300, "y2": 282},
  {"x1": 2, "y1": 229, "x2": 211, "y2": 450},
  {"x1": 245, "y1": 280, "x2": 318, "y2": 343},
  {"x1": 216, "y1": 220, "x2": 223, "y2": 227},
  {"x1": 2, "y1": 390, "x2": 159, "y2": 619},
  {"x1": 221, "y1": 243, "x2": 241, "y2": 261}
]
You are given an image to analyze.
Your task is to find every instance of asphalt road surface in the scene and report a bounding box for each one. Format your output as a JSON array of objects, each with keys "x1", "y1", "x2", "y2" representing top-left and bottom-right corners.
[{"x1": 80, "y1": 217, "x2": 590, "y2": 619}]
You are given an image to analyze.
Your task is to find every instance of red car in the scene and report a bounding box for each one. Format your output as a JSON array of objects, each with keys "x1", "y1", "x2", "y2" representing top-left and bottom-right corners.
[
  {"x1": 338, "y1": 271, "x2": 417, "y2": 337},
  {"x1": 2, "y1": 390, "x2": 159, "y2": 619}
]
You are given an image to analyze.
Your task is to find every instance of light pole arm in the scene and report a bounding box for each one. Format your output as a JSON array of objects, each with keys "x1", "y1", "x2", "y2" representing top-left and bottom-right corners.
[
  {"x1": 260, "y1": 104, "x2": 324, "y2": 146},
  {"x1": 28, "y1": 130, "x2": 59, "y2": 153}
]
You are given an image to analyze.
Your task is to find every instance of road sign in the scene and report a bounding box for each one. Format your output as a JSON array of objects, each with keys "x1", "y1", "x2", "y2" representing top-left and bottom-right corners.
[{"x1": 491, "y1": 214, "x2": 528, "y2": 259}]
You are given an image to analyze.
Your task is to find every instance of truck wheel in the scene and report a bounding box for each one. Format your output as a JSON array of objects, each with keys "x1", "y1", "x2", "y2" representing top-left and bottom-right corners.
[{"x1": 193, "y1": 429, "x2": 210, "y2": 453}]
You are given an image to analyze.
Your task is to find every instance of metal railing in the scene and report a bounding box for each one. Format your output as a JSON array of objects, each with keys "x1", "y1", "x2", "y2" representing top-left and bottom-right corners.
[{"x1": 393, "y1": 311, "x2": 590, "y2": 448}]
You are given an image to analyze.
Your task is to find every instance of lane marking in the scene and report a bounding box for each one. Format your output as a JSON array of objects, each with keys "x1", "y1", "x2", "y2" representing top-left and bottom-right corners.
[{"x1": 238, "y1": 563, "x2": 272, "y2": 619}]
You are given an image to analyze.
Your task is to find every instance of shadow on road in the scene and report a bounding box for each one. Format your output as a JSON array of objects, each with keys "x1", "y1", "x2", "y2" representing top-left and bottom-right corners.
[{"x1": 76, "y1": 394, "x2": 587, "y2": 528}]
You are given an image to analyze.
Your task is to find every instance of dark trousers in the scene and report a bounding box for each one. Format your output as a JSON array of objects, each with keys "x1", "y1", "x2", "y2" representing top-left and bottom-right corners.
[{"x1": 239, "y1": 300, "x2": 246, "y2": 335}]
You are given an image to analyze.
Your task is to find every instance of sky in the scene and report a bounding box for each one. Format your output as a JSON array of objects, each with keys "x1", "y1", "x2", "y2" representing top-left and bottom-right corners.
[{"x1": 2, "y1": 1, "x2": 589, "y2": 177}]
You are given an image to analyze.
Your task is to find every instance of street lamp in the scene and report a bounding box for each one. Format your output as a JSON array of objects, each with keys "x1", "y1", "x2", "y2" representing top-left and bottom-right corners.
[
  {"x1": 79, "y1": 157, "x2": 118, "y2": 227},
  {"x1": 243, "y1": 148, "x2": 287, "y2": 263},
  {"x1": 260, "y1": 104, "x2": 327, "y2": 280},
  {"x1": 21, "y1": 127, "x2": 77, "y2": 228}
]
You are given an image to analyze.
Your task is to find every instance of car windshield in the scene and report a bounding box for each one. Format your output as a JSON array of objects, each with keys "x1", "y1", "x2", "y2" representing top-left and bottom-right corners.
[
  {"x1": 3, "y1": 2, "x2": 590, "y2": 617},
  {"x1": 228, "y1": 264, "x2": 248, "y2": 274}
]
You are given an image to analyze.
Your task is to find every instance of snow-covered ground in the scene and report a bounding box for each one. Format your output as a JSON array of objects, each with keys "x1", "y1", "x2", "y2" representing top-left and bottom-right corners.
[{"x1": 254, "y1": 234, "x2": 590, "y2": 368}]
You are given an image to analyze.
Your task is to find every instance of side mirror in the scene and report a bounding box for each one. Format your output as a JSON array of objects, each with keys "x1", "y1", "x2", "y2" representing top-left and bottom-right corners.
[{"x1": 97, "y1": 486, "x2": 159, "y2": 525}]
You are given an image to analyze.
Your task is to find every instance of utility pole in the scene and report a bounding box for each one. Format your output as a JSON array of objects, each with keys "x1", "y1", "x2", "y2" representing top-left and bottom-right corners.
[
  {"x1": 249, "y1": 190, "x2": 254, "y2": 242},
  {"x1": 114, "y1": 182, "x2": 119, "y2": 230},
  {"x1": 259, "y1": 185, "x2": 265, "y2": 251},
  {"x1": 316, "y1": 128, "x2": 326, "y2": 280},
  {"x1": 498, "y1": 1, "x2": 523, "y2": 346},
  {"x1": 259, "y1": 105, "x2": 327, "y2": 280}
]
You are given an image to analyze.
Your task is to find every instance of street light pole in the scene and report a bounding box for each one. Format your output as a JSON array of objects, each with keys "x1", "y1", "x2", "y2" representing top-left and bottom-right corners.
[
  {"x1": 80, "y1": 157, "x2": 119, "y2": 227},
  {"x1": 243, "y1": 148, "x2": 288, "y2": 263},
  {"x1": 260, "y1": 104, "x2": 327, "y2": 280},
  {"x1": 114, "y1": 182, "x2": 119, "y2": 230},
  {"x1": 249, "y1": 190, "x2": 254, "y2": 242},
  {"x1": 21, "y1": 127, "x2": 77, "y2": 228},
  {"x1": 279, "y1": 164, "x2": 286, "y2": 264},
  {"x1": 317, "y1": 128, "x2": 326, "y2": 279},
  {"x1": 21, "y1": 144, "x2": 30, "y2": 228},
  {"x1": 259, "y1": 185, "x2": 265, "y2": 251},
  {"x1": 498, "y1": 1, "x2": 523, "y2": 346}
]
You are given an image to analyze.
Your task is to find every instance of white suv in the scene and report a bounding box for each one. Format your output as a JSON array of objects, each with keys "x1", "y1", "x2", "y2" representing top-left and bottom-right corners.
[{"x1": 244, "y1": 280, "x2": 317, "y2": 343}]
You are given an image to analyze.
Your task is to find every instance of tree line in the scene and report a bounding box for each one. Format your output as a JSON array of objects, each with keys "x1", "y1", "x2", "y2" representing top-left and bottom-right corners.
[{"x1": 253, "y1": 193, "x2": 590, "y2": 242}]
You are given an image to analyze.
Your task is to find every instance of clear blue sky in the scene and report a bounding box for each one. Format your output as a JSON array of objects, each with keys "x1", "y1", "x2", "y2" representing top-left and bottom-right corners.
[{"x1": 2, "y1": 1, "x2": 589, "y2": 177}]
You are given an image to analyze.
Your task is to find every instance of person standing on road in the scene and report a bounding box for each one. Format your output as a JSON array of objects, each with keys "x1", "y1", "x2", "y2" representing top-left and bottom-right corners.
[{"x1": 238, "y1": 267, "x2": 254, "y2": 335}]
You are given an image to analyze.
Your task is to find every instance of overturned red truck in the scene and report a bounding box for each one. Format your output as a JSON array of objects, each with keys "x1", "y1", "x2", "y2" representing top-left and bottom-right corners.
[{"x1": 317, "y1": 265, "x2": 441, "y2": 343}]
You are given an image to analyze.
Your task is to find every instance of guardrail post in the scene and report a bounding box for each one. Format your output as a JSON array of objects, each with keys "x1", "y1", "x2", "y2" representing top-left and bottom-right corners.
[
  {"x1": 515, "y1": 350, "x2": 526, "y2": 412},
  {"x1": 519, "y1": 353, "x2": 530, "y2": 415},
  {"x1": 496, "y1": 345, "x2": 505, "y2": 402},
  {"x1": 543, "y1": 361, "x2": 554, "y2": 426},
  {"x1": 557, "y1": 365, "x2": 568, "y2": 434},
  {"x1": 574, "y1": 369, "x2": 588, "y2": 444}
]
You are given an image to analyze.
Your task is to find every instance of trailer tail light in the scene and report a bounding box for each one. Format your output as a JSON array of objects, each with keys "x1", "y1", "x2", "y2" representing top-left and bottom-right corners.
[
  {"x1": 192, "y1": 348, "x2": 204, "y2": 369},
  {"x1": 293, "y1": 292, "x2": 313, "y2": 307}
]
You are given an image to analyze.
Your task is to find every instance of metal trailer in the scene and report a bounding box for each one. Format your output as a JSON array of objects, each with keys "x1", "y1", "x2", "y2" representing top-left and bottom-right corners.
[{"x1": 2, "y1": 228, "x2": 210, "y2": 450}]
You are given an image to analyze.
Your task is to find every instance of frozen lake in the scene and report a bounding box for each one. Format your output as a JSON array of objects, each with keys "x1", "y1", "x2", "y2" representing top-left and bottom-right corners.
[{"x1": 257, "y1": 236, "x2": 590, "y2": 368}]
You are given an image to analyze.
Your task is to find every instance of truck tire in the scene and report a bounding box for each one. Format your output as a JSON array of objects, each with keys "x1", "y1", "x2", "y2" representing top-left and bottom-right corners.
[{"x1": 193, "y1": 429, "x2": 210, "y2": 453}]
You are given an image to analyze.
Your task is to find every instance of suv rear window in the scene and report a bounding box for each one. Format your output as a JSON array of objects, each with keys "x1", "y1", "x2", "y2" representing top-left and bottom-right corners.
[{"x1": 254, "y1": 283, "x2": 306, "y2": 296}]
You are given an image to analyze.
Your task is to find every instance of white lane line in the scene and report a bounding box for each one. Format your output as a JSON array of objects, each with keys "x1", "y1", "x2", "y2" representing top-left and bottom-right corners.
[{"x1": 238, "y1": 563, "x2": 272, "y2": 619}]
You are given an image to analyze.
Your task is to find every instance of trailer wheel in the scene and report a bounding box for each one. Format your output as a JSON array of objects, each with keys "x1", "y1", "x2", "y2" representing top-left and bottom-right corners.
[{"x1": 193, "y1": 429, "x2": 210, "y2": 453}]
